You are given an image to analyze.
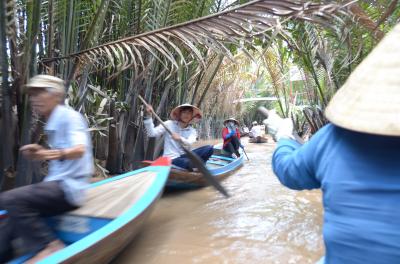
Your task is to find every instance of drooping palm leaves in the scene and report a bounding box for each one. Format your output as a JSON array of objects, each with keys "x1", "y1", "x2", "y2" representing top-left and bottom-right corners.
[{"x1": 42, "y1": 0, "x2": 352, "y2": 78}]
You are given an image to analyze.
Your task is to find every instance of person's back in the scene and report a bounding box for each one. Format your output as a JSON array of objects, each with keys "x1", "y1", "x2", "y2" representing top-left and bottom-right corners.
[
  {"x1": 266, "y1": 23, "x2": 400, "y2": 264},
  {"x1": 324, "y1": 128, "x2": 400, "y2": 263},
  {"x1": 275, "y1": 124, "x2": 400, "y2": 263},
  {"x1": 250, "y1": 125, "x2": 261, "y2": 137}
]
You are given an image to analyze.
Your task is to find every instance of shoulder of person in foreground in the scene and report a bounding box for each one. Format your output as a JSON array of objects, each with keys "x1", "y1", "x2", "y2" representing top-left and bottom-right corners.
[{"x1": 272, "y1": 123, "x2": 338, "y2": 190}]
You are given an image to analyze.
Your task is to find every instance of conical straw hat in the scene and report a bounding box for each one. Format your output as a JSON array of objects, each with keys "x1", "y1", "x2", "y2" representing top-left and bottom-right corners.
[
  {"x1": 325, "y1": 23, "x2": 400, "y2": 136},
  {"x1": 223, "y1": 117, "x2": 239, "y2": 126},
  {"x1": 170, "y1": 103, "x2": 202, "y2": 122}
]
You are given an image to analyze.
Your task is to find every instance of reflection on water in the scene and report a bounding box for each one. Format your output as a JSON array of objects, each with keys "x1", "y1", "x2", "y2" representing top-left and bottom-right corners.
[{"x1": 114, "y1": 140, "x2": 323, "y2": 264}]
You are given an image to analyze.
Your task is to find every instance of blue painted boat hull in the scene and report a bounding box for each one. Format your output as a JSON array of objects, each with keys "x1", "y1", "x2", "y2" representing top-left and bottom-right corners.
[
  {"x1": 166, "y1": 146, "x2": 244, "y2": 189},
  {"x1": 6, "y1": 157, "x2": 171, "y2": 264}
]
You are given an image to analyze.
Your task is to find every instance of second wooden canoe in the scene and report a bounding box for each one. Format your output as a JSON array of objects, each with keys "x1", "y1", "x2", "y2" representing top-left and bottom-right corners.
[
  {"x1": 6, "y1": 157, "x2": 171, "y2": 264},
  {"x1": 166, "y1": 151, "x2": 243, "y2": 189}
]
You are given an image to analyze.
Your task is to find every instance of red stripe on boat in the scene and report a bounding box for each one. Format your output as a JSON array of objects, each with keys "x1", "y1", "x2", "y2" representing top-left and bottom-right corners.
[
  {"x1": 0, "y1": 212, "x2": 7, "y2": 219},
  {"x1": 150, "y1": 157, "x2": 171, "y2": 167}
]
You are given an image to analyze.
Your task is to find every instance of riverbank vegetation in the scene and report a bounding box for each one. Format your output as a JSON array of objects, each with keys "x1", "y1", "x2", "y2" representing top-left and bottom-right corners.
[{"x1": 1, "y1": 0, "x2": 399, "y2": 188}]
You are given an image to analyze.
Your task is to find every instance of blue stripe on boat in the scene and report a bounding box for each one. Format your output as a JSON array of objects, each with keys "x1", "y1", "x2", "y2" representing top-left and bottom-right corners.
[
  {"x1": 166, "y1": 154, "x2": 243, "y2": 189},
  {"x1": 207, "y1": 160, "x2": 228, "y2": 166},
  {"x1": 210, "y1": 155, "x2": 235, "y2": 161}
]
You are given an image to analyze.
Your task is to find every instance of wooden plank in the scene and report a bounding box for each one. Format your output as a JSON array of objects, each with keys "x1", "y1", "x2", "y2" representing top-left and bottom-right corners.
[{"x1": 70, "y1": 171, "x2": 157, "y2": 218}]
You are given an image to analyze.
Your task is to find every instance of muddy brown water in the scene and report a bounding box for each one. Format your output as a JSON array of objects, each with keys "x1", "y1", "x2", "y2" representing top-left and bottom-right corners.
[{"x1": 114, "y1": 139, "x2": 323, "y2": 264}]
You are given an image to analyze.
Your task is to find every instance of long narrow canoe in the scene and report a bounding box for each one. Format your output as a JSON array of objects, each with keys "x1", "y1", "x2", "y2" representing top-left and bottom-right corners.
[
  {"x1": 248, "y1": 136, "x2": 268, "y2": 143},
  {"x1": 3, "y1": 157, "x2": 171, "y2": 264},
  {"x1": 166, "y1": 146, "x2": 243, "y2": 189}
]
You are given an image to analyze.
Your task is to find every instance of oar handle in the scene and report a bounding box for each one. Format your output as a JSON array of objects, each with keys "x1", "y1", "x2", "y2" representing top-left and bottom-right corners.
[
  {"x1": 257, "y1": 106, "x2": 304, "y2": 144},
  {"x1": 138, "y1": 95, "x2": 175, "y2": 137}
]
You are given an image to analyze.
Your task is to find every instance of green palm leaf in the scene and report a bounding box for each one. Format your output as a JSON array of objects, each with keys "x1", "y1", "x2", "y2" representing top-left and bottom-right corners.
[{"x1": 42, "y1": 0, "x2": 351, "y2": 76}]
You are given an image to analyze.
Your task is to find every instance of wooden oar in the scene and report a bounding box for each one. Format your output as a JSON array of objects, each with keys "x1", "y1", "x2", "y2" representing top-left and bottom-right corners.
[
  {"x1": 240, "y1": 146, "x2": 250, "y2": 161},
  {"x1": 138, "y1": 95, "x2": 230, "y2": 198}
]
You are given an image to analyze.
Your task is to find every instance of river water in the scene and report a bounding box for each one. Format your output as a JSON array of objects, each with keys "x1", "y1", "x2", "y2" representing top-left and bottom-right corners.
[{"x1": 114, "y1": 139, "x2": 323, "y2": 264}]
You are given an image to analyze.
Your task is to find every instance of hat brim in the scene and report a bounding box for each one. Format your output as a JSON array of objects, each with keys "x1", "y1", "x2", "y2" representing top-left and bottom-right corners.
[
  {"x1": 325, "y1": 23, "x2": 400, "y2": 136},
  {"x1": 223, "y1": 119, "x2": 239, "y2": 126},
  {"x1": 170, "y1": 104, "x2": 202, "y2": 122},
  {"x1": 24, "y1": 75, "x2": 65, "y2": 94}
]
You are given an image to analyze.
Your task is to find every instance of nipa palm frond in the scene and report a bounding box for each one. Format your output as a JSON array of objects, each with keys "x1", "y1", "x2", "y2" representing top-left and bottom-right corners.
[{"x1": 42, "y1": 0, "x2": 352, "y2": 78}]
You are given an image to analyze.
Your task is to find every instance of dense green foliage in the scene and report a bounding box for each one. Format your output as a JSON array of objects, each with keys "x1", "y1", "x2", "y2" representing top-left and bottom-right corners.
[{"x1": 0, "y1": 0, "x2": 399, "y2": 188}]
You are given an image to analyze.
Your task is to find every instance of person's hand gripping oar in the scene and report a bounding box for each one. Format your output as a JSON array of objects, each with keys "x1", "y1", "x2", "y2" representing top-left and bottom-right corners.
[
  {"x1": 138, "y1": 95, "x2": 230, "y2": 198},
  {"x1": 257, "y1": 106, "x2": 304, "y2": 144}
]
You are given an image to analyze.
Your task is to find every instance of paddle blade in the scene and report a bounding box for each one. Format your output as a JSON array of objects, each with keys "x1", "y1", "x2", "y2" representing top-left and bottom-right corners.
[{"x1": 182, "y1": 147, "x2": 230, "y2": 198}]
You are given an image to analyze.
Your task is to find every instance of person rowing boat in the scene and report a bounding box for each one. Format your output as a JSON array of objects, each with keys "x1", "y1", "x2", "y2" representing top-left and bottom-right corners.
[
  {"x1": 0, "y1": 75, "x2": 93, "y2": 263},
  {"x1": 143, "y1": 103, "x2": 213, "y2": 172}
]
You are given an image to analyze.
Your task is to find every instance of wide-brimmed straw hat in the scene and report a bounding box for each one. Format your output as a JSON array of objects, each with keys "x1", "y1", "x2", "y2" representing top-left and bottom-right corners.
[
  {"x1": 325, "y1": 23, "x2": 400, "y2": 136},
  {"x1": 25, "y1": 75, "x2": 65, "y2": 94},
  {"x1": 223, "y1": 118, "x2": 239, "y2": 126},
  {"x1": 170, "y1": 103, "x2": 202, "y2": 122}
]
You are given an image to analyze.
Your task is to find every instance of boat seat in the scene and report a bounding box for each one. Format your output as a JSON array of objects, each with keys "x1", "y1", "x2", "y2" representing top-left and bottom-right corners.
[{"x1": 69, "y1": 171, "x2": 157, "y2": 219}]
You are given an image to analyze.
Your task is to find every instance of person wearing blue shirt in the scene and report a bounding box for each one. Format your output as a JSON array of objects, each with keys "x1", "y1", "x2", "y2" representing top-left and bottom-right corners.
[
  {"x1": 0, "y1": 75, "x2": 94, "y2": 263},
  {"x1": 264, "y1": 24, "x2": 400, "y2": 263}
]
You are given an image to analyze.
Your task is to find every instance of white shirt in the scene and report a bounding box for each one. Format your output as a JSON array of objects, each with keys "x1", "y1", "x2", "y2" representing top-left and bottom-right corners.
[
  {"x1": 144, "y1": 119, "x2": 197, "y2": 159},
  {"x1": 44, "y1": 105, "x2": 94, "y2": 206},
  {"x1": 250, "y1": 125, "x2": 262, "y2": 137}
]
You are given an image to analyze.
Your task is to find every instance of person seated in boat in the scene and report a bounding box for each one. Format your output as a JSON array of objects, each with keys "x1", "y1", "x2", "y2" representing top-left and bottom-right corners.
[
  {"x1": 263, "y1": 24, "x2": 400, "y2": 264},
  {"x1": 144, "y1": 103, "x2": 213, "y2": 171},
  {"x1": 241, "y1": 126, "x2": 249, "y2": 137},
  {"x1": 222, "y1": 118, "x2": 242, "y2": 158},
  {"x1": 249, "y1": 121, "x2": 261, "y2": 138},
  {"x1": 0, "y1": 75, "x2": 93, "y2": 263},
  {"x1": 249, "y1": 121, "x2": 265, "y2": 143}
]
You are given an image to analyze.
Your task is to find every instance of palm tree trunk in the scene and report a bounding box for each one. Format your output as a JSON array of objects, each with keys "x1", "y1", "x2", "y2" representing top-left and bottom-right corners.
[
  {"x1": 197, "y1": 54, "x2": 224, "y2": 108},
  {"x1": 14, "y1": 0, "x2": 42, "y2": 187},
  {"x1": 0, "y1": 0, "x2": 13, "y2": 188}
]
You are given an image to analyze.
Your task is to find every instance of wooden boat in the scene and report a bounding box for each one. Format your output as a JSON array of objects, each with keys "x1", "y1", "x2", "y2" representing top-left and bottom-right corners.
[
  {"x1": 166, "y1": 145, "x2": 243, "y2": 189},
  {"x1": 3, "y1": 157, "x2": 171, "y2": 264},
  {"x1": 240, "y1": 132, "x2": 249, "y2": 137},
  {"x1": 248, "y1": 136, "x2": 268, "y2": 143}
]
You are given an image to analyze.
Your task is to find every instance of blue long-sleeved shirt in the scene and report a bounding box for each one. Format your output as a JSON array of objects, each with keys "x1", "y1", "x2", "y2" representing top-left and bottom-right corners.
[{"x1": 272, "y1": 124, "x2": 400, "y2": 264}]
